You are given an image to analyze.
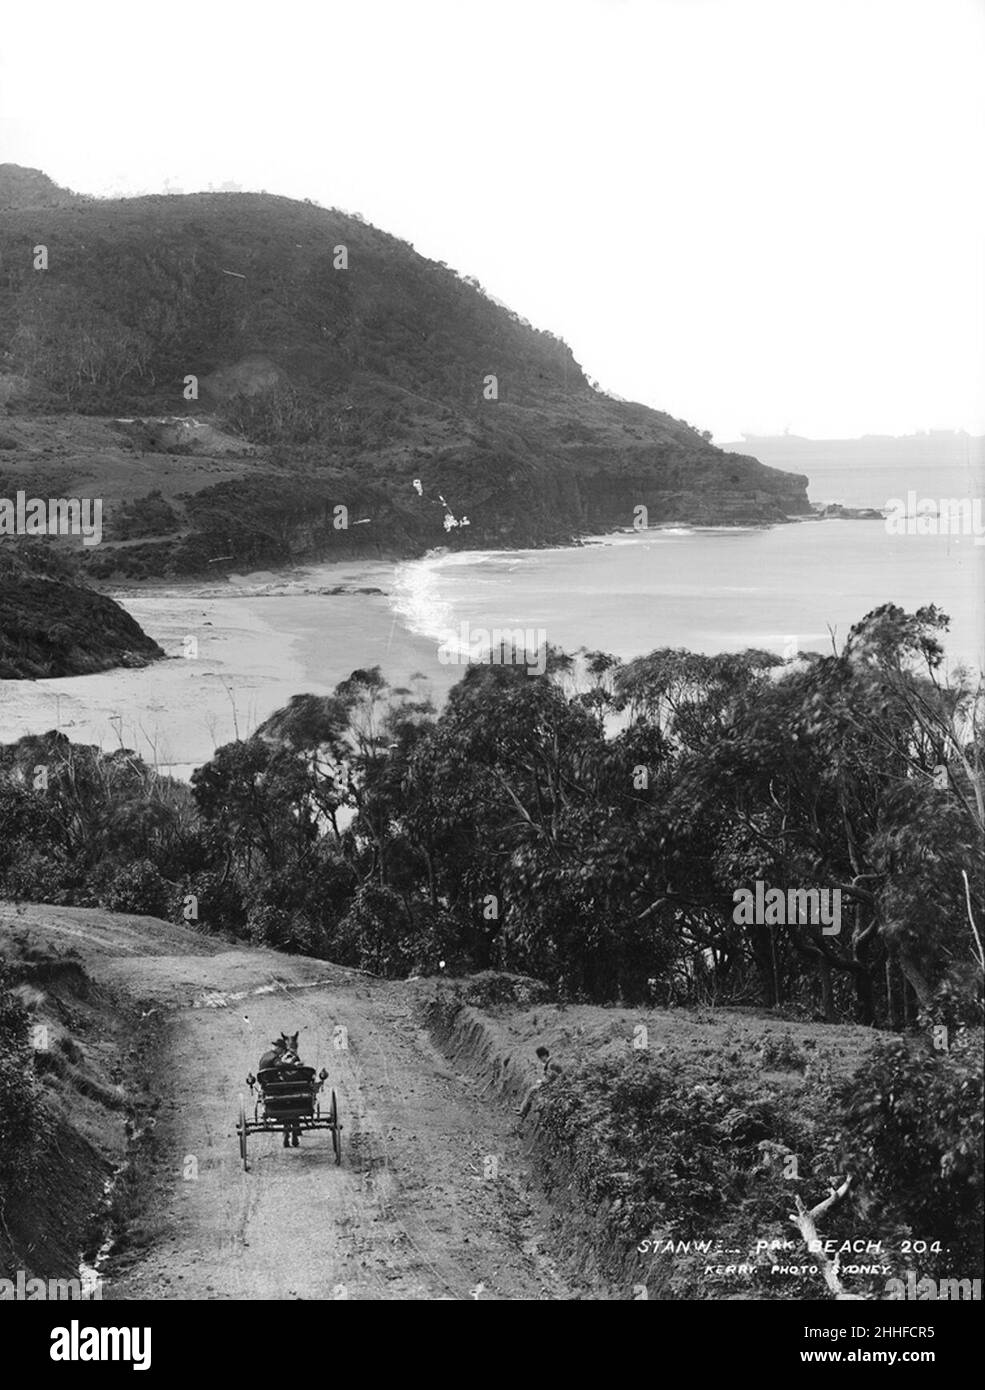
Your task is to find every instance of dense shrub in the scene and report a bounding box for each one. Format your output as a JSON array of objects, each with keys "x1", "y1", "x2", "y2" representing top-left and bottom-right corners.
[
  {"x1": 334, "y1": 886, "x2": 468, "y2": 977},
  {"x1": 110, "y1": 489, "x2": 180, "y2": 541},
  {"x1": 96, "y1": 860, "x2": 171, "y2": 917},
  {"x1": 2, "y1": 846, "x2": 78, "y2": 904},
  {"x1": 172, "y1": 869, "x2": 245, "y2": 935},
  {"x1": 537, "y1": 1049, "x2": 828, "y2": 1298},
  {"x1": 758, "y1": 1030, "x2": 808, "y2": 1072},
  {"x1": 831, "y1": 1031, "x2": 984, "y2": 1274},
  {"x1": 245, "y1": 903, "x2": 329, "y2": 956},
  {"x1": 453, "y1": 971, "x2": 553, "y2": 1009}
]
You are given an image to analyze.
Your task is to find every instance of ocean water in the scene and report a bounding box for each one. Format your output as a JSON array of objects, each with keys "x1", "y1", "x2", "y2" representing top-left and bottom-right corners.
[
  {"x1": 2, "y1": 484, "x2": 983, "y2": 777},
  {"x1": 393, "y1": 519, "x2": 985, "y2": 674},
  {"x1": 727, "y1": 434, "x2": 985, "y2": 513}
]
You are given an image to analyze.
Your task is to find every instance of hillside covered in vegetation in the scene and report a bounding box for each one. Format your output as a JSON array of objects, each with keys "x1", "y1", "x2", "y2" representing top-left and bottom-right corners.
[
  {"x1": 0, "y1": 544, "x2": 162, "y2": 678},
  {"x1": 0, "y1": 168, "x2": 811, "y2": 580}
]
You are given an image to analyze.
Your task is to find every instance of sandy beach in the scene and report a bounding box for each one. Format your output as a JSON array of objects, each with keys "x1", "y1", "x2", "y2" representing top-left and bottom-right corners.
[
  {"x1": 3, "y1": 521, "x2": 981, "y2": 781},
  {"x1": 0, "y1": 559, "x2": 454, "y2": 779}
]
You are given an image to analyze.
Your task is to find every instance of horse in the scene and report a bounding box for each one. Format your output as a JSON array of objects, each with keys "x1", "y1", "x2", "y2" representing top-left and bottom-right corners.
[{"x1": 258, "y1": 1031, "x2": 300, "y2": 1071}]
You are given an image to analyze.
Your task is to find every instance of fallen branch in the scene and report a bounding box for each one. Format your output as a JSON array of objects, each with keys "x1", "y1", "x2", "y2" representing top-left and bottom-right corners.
[{"x1": 789, "y1": 1176, "x2": 865, "y2": 1299}]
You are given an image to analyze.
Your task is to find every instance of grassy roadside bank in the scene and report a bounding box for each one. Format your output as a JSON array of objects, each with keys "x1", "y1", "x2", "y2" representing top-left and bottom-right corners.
[
  {"x1": 0, "y1": 912, "x2": 167, "y2": 1288},
  {"x1": 423, "y1": 979, "x2": 982, "y2": 1300}
]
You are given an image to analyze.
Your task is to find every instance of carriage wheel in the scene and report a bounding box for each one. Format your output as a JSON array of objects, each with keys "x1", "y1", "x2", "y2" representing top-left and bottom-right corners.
[
  {"x1": 331, "y1": 1089, "x2": 341, "y2": 1166},
  {"x1": 238, "y1": 1097, "x2": 248, "y2": 1171}
]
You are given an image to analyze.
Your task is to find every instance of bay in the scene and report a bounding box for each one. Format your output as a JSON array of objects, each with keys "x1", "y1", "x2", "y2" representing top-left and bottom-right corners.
[{"x1": 2, "y1": 513, "x2": 982, "y2": 779}]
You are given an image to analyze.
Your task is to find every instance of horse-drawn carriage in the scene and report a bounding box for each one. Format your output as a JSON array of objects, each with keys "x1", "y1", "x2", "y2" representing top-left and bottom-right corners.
[{"x1": 236, "y1": 1063, "x2": 342, "y2": 1170}]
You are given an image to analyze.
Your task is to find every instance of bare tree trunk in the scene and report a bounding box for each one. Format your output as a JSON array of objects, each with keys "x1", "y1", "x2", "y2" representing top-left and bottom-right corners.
[
  {"x1": 770, "y1": 926, "x2": 782, "y2": 1006},
  {"x1": 819, "y1": 954, "x2": 835, "y2": 1022},
  {"x1": 898, "y1": 953, "x2": 934, "y2": 1014}
]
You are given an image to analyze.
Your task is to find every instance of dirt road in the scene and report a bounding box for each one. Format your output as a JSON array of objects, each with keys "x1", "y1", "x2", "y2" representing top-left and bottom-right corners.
[{"x1": 6, "y1": 906, "x2": 578, "y2": 1300}]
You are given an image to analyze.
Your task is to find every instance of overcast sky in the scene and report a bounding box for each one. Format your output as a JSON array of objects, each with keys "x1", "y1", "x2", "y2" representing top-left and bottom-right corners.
[{"x1": 2, "y1": 0, "x2": 982, "y2": 441}]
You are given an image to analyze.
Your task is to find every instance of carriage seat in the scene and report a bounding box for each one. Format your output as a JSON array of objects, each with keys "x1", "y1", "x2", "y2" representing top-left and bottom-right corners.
[
  {"x1": 257, "y1": 1066, "x2": 316, "y2": 1109},
  {"x1": 257, "y1": 1067, "x2": 315, "y2": 1089}
]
